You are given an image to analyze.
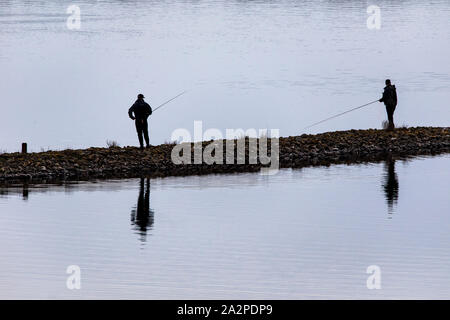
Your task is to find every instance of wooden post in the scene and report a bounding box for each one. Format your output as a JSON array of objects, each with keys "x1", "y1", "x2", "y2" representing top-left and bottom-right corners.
[{"x1": 21, "y1": 143, "x2": 27, "y2": 154}]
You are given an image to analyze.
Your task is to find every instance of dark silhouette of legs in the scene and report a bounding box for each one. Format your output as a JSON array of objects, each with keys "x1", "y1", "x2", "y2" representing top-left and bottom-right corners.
[
  {"x1": 135, "y1": 120, "x2": 144, "y2": 148},
  {"x1": 142, "y1": 122, "x2": 150, "y2": 147},
  {"x1": 382, "y1": 156, "x2": 399, "y2": 214},
  {"x1": 385, "y1": 104, "x2": 396, "y2": 130},
  {"x1": 135, "y1": 119, "x2": 150, "y2": 148},
  {"x1": 131, "y1": 177, "x2": 154, "y2": 243}
]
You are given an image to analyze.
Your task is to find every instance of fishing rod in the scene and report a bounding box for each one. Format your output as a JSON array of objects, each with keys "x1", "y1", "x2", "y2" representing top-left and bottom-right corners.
[
  {"x1": 303, "y1": 99, "x2": 379, "y2": 129},
  {"x1": 152, "y1": 91, "x2": 187, "y2": 113}
]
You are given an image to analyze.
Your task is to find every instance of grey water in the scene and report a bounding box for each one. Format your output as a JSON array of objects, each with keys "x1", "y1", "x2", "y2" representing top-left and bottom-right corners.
[
  {"x1": 0, "y1": 154, "x2": 449, "y2": 299},
  {"x1": 1, "y1": 0, "x2": 449, "y2": 300},
  {"x1": 1, "y1": 0, "x2": 450, "y2": 151}
]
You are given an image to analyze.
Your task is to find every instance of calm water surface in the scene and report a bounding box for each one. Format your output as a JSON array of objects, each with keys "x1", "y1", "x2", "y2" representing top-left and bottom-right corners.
[
  {"x1": 1, "y1": 155, "x2": 449, "y2": 299},
  {"x1": 1, "y1": 0, "x2": 449, "y2": 300},
  {"x1": 1, "y1": 0, "x2": 450, "y2": 151}
]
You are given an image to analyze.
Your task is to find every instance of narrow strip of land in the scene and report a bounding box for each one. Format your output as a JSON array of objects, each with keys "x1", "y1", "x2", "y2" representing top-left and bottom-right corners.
[{"x1": 1, "y1": 127, "x2": 448, "y2": 185}]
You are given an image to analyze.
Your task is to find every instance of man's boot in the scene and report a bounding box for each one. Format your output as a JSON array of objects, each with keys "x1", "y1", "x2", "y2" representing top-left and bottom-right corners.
[{"x1": 388, "y1": 121, "x2": 395, "y2": 131}]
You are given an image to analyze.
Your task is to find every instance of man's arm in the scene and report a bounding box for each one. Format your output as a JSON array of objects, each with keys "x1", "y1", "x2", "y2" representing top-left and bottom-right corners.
[
  {"x1": 128, "y1": 105, "x2": 136, "y2": 120},
  {"x1": 146, "y1": 103, "x2": 152, "y2": 118},
  {"x1": 393, "y1": 87, "x2": 397, "y2": 105},
  {"x1": 379, "y1": 89, "x2": 386, "y2": 102}
]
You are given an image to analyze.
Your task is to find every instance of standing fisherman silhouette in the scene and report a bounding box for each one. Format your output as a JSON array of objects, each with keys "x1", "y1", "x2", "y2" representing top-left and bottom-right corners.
[
  {"x1": 128, "y1": 94, "x2": 152, "y2": 149},
  {"x1": 379, "y1": 79, "x2": 398, "y2": 130}
]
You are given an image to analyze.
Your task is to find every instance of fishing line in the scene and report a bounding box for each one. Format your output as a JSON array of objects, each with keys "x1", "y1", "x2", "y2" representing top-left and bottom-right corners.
[
  {"x1": 303, "y1": 99, "x2": 379, "y2": 129},
  {"x1": 152, "y1": 91, "x2": 187, "y2": 113}
]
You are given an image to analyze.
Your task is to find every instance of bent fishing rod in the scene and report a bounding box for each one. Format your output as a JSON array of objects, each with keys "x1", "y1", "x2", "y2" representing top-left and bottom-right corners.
[
  {"x1": 303, "y1": 99, "x2": 379, "y2": 129},
  {"x1": 152, "y1": 91, "x2": 187, "y2": 113}
]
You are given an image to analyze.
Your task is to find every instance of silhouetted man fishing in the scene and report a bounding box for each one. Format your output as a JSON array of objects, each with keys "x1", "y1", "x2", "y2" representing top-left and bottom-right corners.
[
  {"x1": 379, "y1": 79, "x2": 398, "y2": 130},
  {"x1": 129, "y1": 94, "x2": 152, "y2": 149}
]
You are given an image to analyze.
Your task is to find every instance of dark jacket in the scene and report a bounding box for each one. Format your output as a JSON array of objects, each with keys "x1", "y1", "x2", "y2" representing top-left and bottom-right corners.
[
  {"x1": 128, "y1": 99, "x2": 152, "y2": 120},
  {"x1": 380, "y1": 85, "x2": 397, "y2": 106}
]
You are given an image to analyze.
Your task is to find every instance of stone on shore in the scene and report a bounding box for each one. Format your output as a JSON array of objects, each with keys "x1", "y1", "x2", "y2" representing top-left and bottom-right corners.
[{"x1": 0, "y1": 127, "x2": 448, "y2": 185}]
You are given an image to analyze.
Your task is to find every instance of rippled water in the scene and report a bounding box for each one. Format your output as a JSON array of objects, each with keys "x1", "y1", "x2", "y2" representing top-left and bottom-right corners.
[
  {"x1": 1, "y1": 0, "x2": 450, "y2": 151},
  {"x1": 1, "y1": 0, "x2": 449, "y2": 300},
  {"x1": 1, "y1": 155, "x2": 449, "y2": 299}
]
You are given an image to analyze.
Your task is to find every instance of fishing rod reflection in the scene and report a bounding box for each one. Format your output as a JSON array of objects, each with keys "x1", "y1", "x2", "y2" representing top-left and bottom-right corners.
[
  {"x1": 130, "y1": 177, "x2": 155, "y2": 243},
  {"x1": 382, "y1": 155, "x2": 399, "y2": 215}
]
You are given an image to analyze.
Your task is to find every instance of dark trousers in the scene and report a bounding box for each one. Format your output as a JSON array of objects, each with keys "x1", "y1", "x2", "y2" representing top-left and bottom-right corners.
[
  {"x1": 385, "y1": 104, "x2": 396, "y2": 129},
  {"x1": 135, "y1": 118, "x2": 149, "y2": 147}
]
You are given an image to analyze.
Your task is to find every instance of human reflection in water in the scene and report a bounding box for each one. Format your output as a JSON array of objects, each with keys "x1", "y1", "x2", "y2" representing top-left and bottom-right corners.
[
  {"x1": 382, "y1": 156, "x2": 399, "y2": 215},
  {"x1": 130, "y1": 177, "x2": 154, "y2": 243}
]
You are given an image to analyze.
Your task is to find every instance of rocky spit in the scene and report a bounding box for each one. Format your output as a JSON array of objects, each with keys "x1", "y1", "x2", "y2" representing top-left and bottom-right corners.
[{"x1": 0, "y1": 127, "x2": 449, "y2": 185}]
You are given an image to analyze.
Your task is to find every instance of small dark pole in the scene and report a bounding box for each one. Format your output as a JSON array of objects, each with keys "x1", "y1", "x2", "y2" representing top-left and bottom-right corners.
[
  {"x1": 22, "y1": 183, "x2": 29, "y2": 200},
  {"x1": 21, "y1": 143, "x2": 27, "y2": 154}
]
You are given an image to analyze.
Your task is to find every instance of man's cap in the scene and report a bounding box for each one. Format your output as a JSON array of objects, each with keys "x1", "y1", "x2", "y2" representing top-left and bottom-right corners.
[{"x1": 137, "y1": 93, "x2": 145, "y2": 99}]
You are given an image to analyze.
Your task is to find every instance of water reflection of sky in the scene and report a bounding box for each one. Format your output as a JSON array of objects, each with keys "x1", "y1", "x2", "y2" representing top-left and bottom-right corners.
[
  {"x1": 0, "y1": 0, "x2": 449, "y2": 151},
  {"x1": 0, "y1": 154, "x2": 449, "y2": 299}
]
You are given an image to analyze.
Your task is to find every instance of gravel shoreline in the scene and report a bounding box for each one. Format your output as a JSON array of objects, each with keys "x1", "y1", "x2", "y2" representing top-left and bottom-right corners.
[{"x1": 1, "y1": 127, "x2": 449, "y2": 185}]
